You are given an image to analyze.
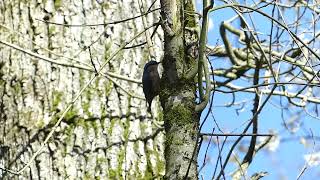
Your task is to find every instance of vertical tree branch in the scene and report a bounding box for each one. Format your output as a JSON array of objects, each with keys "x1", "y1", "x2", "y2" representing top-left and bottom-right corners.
[{"x1": 242, "y1": 57, "x2": 261, "y2": 164}]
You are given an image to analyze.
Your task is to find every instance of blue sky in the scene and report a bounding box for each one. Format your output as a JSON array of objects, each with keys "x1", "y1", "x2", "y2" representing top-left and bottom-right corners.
[{"x1": 195, "y1": 0, "x2": 320, "y2": 179}]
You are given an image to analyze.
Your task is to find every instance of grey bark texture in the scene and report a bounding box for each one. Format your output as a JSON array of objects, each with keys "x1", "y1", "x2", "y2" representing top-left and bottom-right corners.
[
  {"x1": 160, "y1": 0, "x2": 199, "y2": 179},
  {"x1": 0, "y1": 0, "x2": 165, "y2": 179}
]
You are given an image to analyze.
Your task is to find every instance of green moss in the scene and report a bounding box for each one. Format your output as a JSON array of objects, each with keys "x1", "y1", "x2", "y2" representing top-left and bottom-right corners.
[
  {"x1": 12, "y1": 80, "x2": 22, "y2": 93},
  {"x1": 164, "y1": 105, "x2": 195, "y2": 149},
  {"x1": 92, "y1": 121, "x2": 99, "y2": 135},
  {"x1": 102, "y1": 2, "x2": 110, "y2": 10},
  {"x1": 133, "y1": 142, "x2": 139, "y2": 153},
  {"x1": 54, "y1": 0, "x2": 62, "y2": 9},
  {"x1": 0, "y1": 78, "x2": 4, "y2": 87},
  {"x1": 80, "y1": 119, "x2": 91, "y2": 133},
  {"x1": 126, "y1": 96, "x2": 132, "y2": 115},
  {"x1": 94, "y1": 77, "x2": 100, "y2": 90},
  {"x1": 140, "y1": 122, "x2": 148, "y2": 134},
  {"x1": 36, "y1": 119, "x2": 45, "y2": 129},
  {"x1": 64, "y1": 109, "x2": 78, "y2": 123},
  {"x1": 144, "y1": 150, "x2": 154, "y2": 180},
  {"x1": 184, "y1": 0, "x2": 197, "y2": 28},
  {"x1": 79, "y1": 71, "x2": 85, "y2": 87},
  {"x1": 123, "y1": 120, "x2": 129, "y2": 140},
  {"x1": 97, "y1": 157, "x2": 106, "y2": 164},
  {"x1": 105, "y1": 80, "x2": 113, "y2": 97},
  {"x1": 155, "y1": 153, "x2": 165, "y2": 175},
  {"x1": 65, "y1": 124, "x2": 74, "y2": 137},
  {"x1": 100, "y1": 116, "x2": 106, "y2": 127},
  {"x1": 108, "y1": 117, "x2": 131, "y2": 179},
  {"x1": 165, "y1": 132, "x2": 183, "y2": 147},
  {"x1": 95, "y1": 78, "x2": 105, "y2": 97},
  {"x1": 108, "y1": 118, "x2": 118, "y2": 135},
  {"x1": 64, "y1": 124, "x2": 74, "y2": 143},
  {"x1": 166, "y1": 105, "x2": 193, "y2": 127},
  {"x1": 49, "y1": 101, "x2": 78, "y2": 129},
  {"x1": 52, "y1": 90, "x2": 63, "y2": 110},
  {"x1": 83, "y1": 172, "x2": 93, "y2": 180},
  {"x1": 151, "y1": 137, "x2": 165, "y2": 176},
  {"x1": 133, "y1": 143, "x2": 141, "y2": 178},
  {"x1": 48, "y1": 26, "x2": 56, "y2": 35},
  {"x1": 144, "y1": 167, "x2": 154, "y2": 180},
  {"x1": 108, "y1": 169, "x2": 117, "y2": 179},
  {"x1": 165, "y1": 132, "x2": 173, "y2": 150},
  {"x1": 117, "y1": 149, "x2": 125, "y2": 178},
  {"x1": 48, "y1": 115, "x2": 59, "y2": 128},
  {"x1": 157, "y1": 111, "x2": 164, "y2": 122},
  {"x1": 104, "y1": 42, "x2": 112, "y2": 62},
  {"x1": 82, "y1": 100, "x2": 91, "y2": 116}
]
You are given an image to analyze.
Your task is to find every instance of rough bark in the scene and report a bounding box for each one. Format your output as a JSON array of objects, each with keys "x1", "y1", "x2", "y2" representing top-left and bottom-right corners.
[
  {"x1": 0, "y1": 0, "x2": 164, "y2": 179},
  {"x1": 160, "y1": 0, "x2": 199, "y2": 179}
]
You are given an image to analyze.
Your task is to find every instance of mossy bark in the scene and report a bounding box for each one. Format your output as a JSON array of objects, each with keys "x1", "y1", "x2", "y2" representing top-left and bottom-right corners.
[
  {"x1": 160, "y1": 0, "x2": 199, "y2": 179},
  {"x1": 0, "y1": 0, "x2": 164, "y2": 179}
]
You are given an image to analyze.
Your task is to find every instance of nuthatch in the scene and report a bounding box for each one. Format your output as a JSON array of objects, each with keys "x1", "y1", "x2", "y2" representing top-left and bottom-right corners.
[{"x1": 142, "y1": 60, "x2": 161, "y2": 112}]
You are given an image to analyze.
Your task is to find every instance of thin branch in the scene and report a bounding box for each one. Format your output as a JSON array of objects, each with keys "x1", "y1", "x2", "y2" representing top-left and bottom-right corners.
[
  {"x1": 185, "y1": 0, "x2": 214, "y2": 177},
  {"x1": 217, "y1": 83, "x2": 320, "y2": 104},
  {"x1": 296, "y1": 129, "x2": 315, "y2": 180},
  {"x1": 198, "y1": 128, "x2": 215, "y2": 173},
  {"x1": 35, "y1": 8, "x2": 161, "y2": 27},
  {"x1": 200, "y1": 133, "x2": 273, "y2": 137},
  {"x1": 0, "y1": 39, "x2": 142, "y2": 84},
  {"x1": 185, "y1": 0, "x2": 213, "y2": 80},
  {"x1": 0, "y1": 24, "x2": 88, "y2": 67},
  {"x1": 215, "y1": 81, "x2": 320, "y2": 91},
  {"x1": 122, "y1": 23, "x2": 160, "y2": 50},
  {"x1": 138, "y1": 0, "x2": 155, "y2": 59},
  {"x1": 242, "y1": 57, "x2": 261, "y2": 165},
  {"x1": 194, "y1": 0, "x2": 213, "y2": 111},
  {"x1": 88, "y1": 47, "x2": 98, "y2": 74},
  {"x1": 209, "y1": 4, "x2": 320, "y2": 62},
  {"x1": 0, "y1": 40, "x2": 90, "y2": 70},
  {"x1": 216, "y1": 84, "x2": 277, "y2": 179}
]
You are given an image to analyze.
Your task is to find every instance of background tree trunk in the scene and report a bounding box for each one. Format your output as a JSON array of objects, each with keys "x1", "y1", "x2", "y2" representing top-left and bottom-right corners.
[{"x1": 0, "y1": 0, "x2": 165, "y2": 179}]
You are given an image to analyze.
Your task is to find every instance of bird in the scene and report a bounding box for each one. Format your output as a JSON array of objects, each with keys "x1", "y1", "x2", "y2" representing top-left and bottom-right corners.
[{"x1": 142, "y1": 60, "x2": 161, "y2": 112}]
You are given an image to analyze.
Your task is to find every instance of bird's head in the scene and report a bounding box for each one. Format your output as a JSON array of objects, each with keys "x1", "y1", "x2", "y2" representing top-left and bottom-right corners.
[{"x1": 144, "y1": 60, "x2": 160, "y2": 71}]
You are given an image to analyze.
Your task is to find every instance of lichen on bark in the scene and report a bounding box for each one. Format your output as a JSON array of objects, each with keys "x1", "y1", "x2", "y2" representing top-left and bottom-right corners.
[
  {"x1": 0, "y1": 0, "x2": 165, "y2": 179},
  {"x1": 160, "y1": 0, "x2": 200, "y2": 179}
]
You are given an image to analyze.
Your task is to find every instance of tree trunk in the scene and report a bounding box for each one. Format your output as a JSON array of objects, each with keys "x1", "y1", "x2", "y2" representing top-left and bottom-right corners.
[
  {"x1": 0, "y1": 0, "x2": 164, "y2": 179},
  {"x1": 160, "y1": 0, "x2": 199, "y2": 179}
]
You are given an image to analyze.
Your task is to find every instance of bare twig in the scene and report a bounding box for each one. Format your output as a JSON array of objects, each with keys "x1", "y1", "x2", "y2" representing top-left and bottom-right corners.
[
  {"x1": 200, "y1": 133, "x2": 273, "y2": 137},
  {"x1": 35, "y1": 8, "x2": 160, "y2": 27}
]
